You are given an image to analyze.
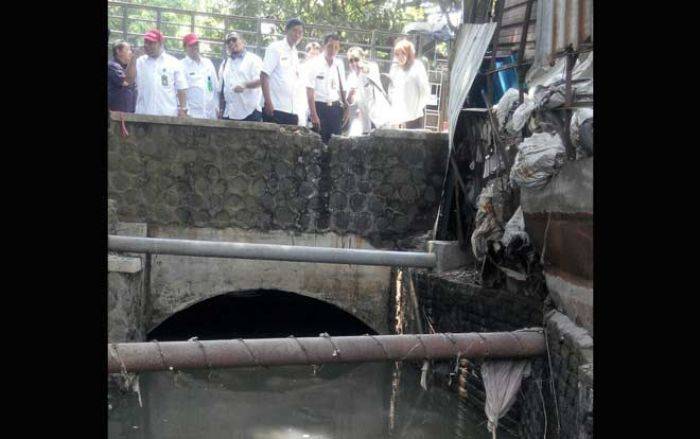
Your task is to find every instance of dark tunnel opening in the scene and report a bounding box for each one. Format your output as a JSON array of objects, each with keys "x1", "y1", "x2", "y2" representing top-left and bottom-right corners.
[{"x1": 147, "y1": 289, "x2": 378, "y2": 342}]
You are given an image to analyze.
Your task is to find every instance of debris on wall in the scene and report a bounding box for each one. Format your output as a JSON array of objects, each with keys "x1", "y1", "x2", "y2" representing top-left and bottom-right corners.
[
  {"x1": 470, "y1": 176, "x2": 514, "y2": 261},
  {"x1": 570, "y1": 108, "x2": 594, "y2": 159},
  {"x1": 509, "y1": 132, "x2": 566, "y2": 189}
]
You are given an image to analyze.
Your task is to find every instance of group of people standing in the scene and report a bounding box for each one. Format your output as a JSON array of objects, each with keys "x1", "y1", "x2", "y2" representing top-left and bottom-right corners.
[{"x1": 108, "y1": 18, "x2": 431, "y2": 144}]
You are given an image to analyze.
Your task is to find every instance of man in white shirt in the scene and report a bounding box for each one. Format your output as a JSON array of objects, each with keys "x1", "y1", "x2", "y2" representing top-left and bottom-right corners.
[
  {"x1": 306, "y1": 34, "x2": 349, "y2": 144},
  {"x1": 218, "y1": 32, "x2": 263, "y2": 122},
  {"x1": 181, "y1": 33, "x2": 219, "y2": 119},
  {"x1": 294, "y1": 41, "x2": 321, "y2": 127},
  {"x1": 126, "y1": 29, "x2": 188, "y2": 117},
  {"x1": 260, "y1": 18, "x2": 304, "y2": 125}
]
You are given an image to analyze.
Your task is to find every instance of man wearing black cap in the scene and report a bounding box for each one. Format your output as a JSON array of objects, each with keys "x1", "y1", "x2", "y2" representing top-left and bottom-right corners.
[
  {"x1": 218, "y1": 32, "x2": 263, "y2": 122},
  {"x1": 260, "y1": 18, "x2": 304, "y2": 125}
]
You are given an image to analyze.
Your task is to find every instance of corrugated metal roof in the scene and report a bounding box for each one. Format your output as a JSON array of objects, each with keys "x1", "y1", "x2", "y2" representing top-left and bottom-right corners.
[
  {"x1": 531, "y1": 0, "x2": 593, "y2": 68},
  {"x1": 448, "y1": 22, "x2": 498, "y2": 151}
]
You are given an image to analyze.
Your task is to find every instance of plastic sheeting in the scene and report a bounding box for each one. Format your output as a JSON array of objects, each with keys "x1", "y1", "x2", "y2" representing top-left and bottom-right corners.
[
  {"x1": 533, "y1": 83, "x2": 566, "y2": 109},
  {"x1": 505, "y1": 98, "x2": 536, "y2": 135},
  {"x1": 501, "y1": 206, "x2": 529, "y2": 249},
  {"x1": 494, "y1": 88, "x2": 521, "y2": 129},
  {"x1": 482, "y1": 359, "x2": 532, "y2": 438},
  {"x1": 526, "y1": 50, "x2": 594, "y2": 94},
  {"x1": 509, "y1": 132, "x2": 566, "y2": 189},
  {"x1": 471, "y1": 177, "x2": 512, "y2": 260},
  {"x1": 471, "y1": 184, "x2": 503, "y2": 261},
  {"x1": 448, "y1": 22, "x2": 498, "y2": 151},
  {"x1": 571, "y1": 107, "x2": 594, "y2": 159}
]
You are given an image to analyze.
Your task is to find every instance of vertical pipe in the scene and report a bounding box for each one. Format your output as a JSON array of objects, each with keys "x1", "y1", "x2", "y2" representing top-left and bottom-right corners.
[{"x1": 257, "y1": 17, "x2": 263, "y2": 57}]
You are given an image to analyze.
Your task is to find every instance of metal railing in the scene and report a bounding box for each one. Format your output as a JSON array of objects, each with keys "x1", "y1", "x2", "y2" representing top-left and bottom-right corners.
[
  {"x1": 109, "y1": 235, "x2": 437, "y2": 268},
  {"x1": 107, "y1": 1, "x2": 450, "y2": 131},
  {"x1": 107, "y1": 1, "x2": 446, "y2": 73}
]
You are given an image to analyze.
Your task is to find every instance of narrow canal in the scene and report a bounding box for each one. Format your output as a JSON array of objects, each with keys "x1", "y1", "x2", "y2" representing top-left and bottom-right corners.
[{"x1": 108, "y1": 291, "x2": 516, "y2": 439}]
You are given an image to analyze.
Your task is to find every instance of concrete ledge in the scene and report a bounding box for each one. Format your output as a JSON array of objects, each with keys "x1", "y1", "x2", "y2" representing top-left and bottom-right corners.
[
  {"x1": 116, "y1": 222, "x2": 147, "y2": 238},
  {"x1": 108, "y1": 255, "x2": 142, "y2": 273},
  {"x1": 545, "y1": 271, "x2": 593, "y2": 335},
  {"x1": 372, "y1": 127, "x2": 448, "y2": 141},
  {"x1": 428, "y1": 240, "x2": 472, "y2": 272},
  {"x1": 109, "y1": 111, "x2": 318, "y2": 136},
  {"x1": 545, "y1": 309, "x2": 593, "y2": 363}
]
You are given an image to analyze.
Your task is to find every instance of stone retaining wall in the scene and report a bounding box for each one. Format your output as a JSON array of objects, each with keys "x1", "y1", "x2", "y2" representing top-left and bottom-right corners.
[
  {"x1": 410, "y1": 269, "x2": 546, "y2": 438},
  {"x1": 544, "y1": 310, "x2": 593, "y2": 439},
  {"x1": 108, "y1": 113, "x2": 448, "y2": 249}
]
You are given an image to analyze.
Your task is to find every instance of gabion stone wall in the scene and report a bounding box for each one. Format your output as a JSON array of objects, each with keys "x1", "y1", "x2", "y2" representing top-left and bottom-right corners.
[
  {"x1": 108, "y1": 114, "x2": 448, "y2": 249},
  {"x1": 411, "y1": 269, "x2": 546, "y2": 437},
  {"x1": 544, "y1": 310, "x2": 594, "y2": 439}
]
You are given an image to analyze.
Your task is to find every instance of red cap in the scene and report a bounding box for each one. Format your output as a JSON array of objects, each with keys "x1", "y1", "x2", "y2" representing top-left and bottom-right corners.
[
  {"x1": 182, "y1": 33, "x2": 199, "y2": 47},
  {"x1": 144, "y1": 29, "x2": 164, "y2": 43}
]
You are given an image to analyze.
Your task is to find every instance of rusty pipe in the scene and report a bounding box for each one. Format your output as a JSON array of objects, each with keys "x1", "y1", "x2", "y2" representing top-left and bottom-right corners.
[{"x1": 108, "y1": 331, "x2": 545, "y2": 374}]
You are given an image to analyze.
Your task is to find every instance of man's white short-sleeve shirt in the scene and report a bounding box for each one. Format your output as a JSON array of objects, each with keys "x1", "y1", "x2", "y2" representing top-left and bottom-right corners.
[
  {"x1": 182, "y1": 55, "x2": 219, "y2": 119},
  {"x1": 305, "y1": 55, "x2": 346, "y2": 104},
  {"x1": 219, "y1": 51, "x2": 263, "y2": 120},
  {"x1": 135, "y1": 51, "x2": 188, "y2": 117},
  {"x1": 261, "y1": 39, "x2": 301, "y2": 114}
]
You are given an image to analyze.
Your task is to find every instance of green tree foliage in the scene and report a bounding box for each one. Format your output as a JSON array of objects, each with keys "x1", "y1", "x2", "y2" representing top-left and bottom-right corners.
[
  {"x1": 108, "y1": 0, "x2": 454, "y2": 65},
  {"x1": 111, "y1": 0, "x2": 425, "y2": 35}
]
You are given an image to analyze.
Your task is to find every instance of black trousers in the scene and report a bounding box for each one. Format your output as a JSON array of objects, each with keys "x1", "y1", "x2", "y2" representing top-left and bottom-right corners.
[
  {"x1": 262, "y1": 109, "x2": 299, "y2": 125},
  {"x1": 315, "y1": 101, "x2": 343, "y2": 144},
  {"x1": 226, "y1": 109, "x2": 262, "y2": 122}
]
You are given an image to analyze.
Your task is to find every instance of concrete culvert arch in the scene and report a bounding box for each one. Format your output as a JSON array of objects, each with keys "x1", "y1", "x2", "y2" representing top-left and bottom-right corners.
[{"x1": 147, "y1": 289, "x2": 379, "y2": 342}]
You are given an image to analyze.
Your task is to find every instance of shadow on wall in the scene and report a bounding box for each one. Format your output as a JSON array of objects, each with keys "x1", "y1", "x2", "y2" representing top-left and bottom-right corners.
[{"x1": 147, "y1": 289, "x2": 378, "y2": 341}]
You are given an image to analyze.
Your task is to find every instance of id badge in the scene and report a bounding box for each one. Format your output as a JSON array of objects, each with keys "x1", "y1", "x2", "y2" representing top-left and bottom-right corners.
[{"x1": 161, "y1": 69, "x2": 169, "y2": 86}]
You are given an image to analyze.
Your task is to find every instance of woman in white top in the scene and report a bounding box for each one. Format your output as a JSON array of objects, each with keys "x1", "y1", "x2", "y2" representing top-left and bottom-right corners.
[
  {"x1": 346, "y1": 47, "x2": 385, "y2": 136},
  {"x1": 388, "y1": 39, "x2": 430, "y2": 129}
]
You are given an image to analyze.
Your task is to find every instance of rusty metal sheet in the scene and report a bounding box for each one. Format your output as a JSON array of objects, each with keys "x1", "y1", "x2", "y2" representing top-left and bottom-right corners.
[
  {"x1": 523, "y1": 211, "x2": 593, "y2": 284},
  {"x1": 448, "y1": 22, "x2": 498, "y2": 151},
  {"x1": 531, "y1": 0, "x2": 593, "y2": 69}
]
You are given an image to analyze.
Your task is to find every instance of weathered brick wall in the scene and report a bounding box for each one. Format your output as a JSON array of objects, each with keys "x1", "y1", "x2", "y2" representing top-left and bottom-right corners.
[
  {"x1": 108, "y1": 113, "x2": 448, "y2": 249},
  {"x1": 544, "y1": 310, "x2": 593, "y2": 439},
  {"x1": 411, "y1": 269, "x2": 546, "y2": 437}
]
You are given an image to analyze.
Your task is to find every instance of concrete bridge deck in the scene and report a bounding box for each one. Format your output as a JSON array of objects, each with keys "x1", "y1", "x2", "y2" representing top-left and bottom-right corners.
[{"x1": 108, "y1": 113, "x2": 449, "y2": 341}]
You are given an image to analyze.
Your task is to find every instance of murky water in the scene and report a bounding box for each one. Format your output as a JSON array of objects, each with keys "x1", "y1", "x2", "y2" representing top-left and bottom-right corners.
[{"x1": 108, "y1": 361, "x2": 516, "y2": 439}]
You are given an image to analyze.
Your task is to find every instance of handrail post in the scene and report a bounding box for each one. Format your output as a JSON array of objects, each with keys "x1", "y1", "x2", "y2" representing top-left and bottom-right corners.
[
  {"x1": 121, "y1": 4, "x2": 128, "y2": 40},
  {"x1": 257, "y1": 17, "x2": 263, "y2": 57}
]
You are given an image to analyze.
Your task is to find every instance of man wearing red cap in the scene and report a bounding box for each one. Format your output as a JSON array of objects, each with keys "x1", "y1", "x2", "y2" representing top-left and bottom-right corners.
[
  {"x1": 181, "y1": 33, "x2": 220, "y2": 119},
  {"x1": 125, "y1": 29, "x2": 189, "y2": 117}
]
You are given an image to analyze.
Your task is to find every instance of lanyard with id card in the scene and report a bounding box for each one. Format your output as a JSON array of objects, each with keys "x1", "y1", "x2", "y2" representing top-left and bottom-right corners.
[{"x1": 161, "y1": 68, "x2": 169, "y2": 86}]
